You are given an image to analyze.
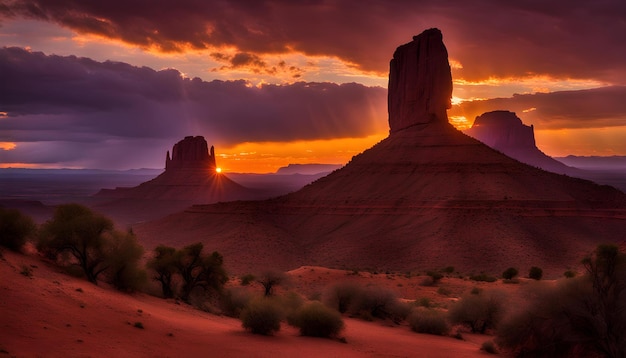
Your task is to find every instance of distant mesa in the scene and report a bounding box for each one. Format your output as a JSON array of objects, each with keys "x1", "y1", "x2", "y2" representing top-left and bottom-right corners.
[
  {"x1": 136, "y1": 28, "x2": 626, "y2": 275},
  {"x1": 465, "y1": 110, "x2": 580, "y2": 175},
  {"x1": 165, "y1": 136, "x2": 217, "y2": 170},
  {"x1": 388, "y1": 28, "x2": 452, "y2": 132}
]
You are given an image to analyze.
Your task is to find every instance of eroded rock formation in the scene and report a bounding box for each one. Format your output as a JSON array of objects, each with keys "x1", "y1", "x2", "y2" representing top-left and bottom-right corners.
[
  {"x1": 388, "y1": 28, "x2": 453, "y2": 132},
  {"x1": 165, "y1": 136, "x2": 217, "y2": 170}
]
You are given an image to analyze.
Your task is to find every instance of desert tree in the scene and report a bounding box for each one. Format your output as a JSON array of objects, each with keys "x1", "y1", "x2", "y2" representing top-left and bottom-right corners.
[
  {"x1": 106, "y1": 229, "x2": 146, "y2": 292},
  {"x1": 502, "y1": 267, "x2": 519, "y2": 280},
  {"x1": 38, "y1": 204, "x2": 114, "y2": 284},
  {"x1": 147, "y1": 245, "x2": 177, "y2": 298},
  {"x1": 174, "y1": 242, "x2": 228, "y2": 302},
  {"x1": 257, "y1": 269, "x2": 289, "y2": 297},
  {"x1": 0, "y1": 208, "x2": 36, "y2": 251},
  {"x1": 528, "y1": 266, "x2": 543, "y2": 280}
]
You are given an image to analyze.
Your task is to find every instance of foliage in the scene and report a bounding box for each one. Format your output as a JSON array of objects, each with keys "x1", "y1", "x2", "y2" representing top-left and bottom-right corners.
[
  {"x1": 174, "y1": 243, "x2": 228, "y2": 302},
  {"x1": 442, "y1": 266, "x2": 455, "y2": 274},
  {"x1": 563, "y1": 270, "x2": 577, "y2": 278},
  {"x1": 426, "y1": 270, "x2": 443, "y2": 284},
  {"x1": 38, "y1": 204, "x2": 115, "y2": 284},
  {"x1": 497, "y1": 244, "x2": 626, "y2": 357},
  {"x1": 291, "y1": 301, "x2": 344, "y2": 338},
  {"x1": 502, "y1": 267, "x2": 519, "y2": 280},
  {"x1": 350, "y1": 286, "x2": 409, "y2": 322},
  {"x1": 448, "y1": 289, "x2": 506, "y2": 333},
  {"x1": 221, "y1": 287, "x2": 255, "y2": 318},
  {"x1": 0, "y1": 208, "x2": 36, "y2": 251},
  {"x1": 106, "y1": 230, "x2": 146, "y2": 292},
  {"x1": 408, "y1": 308, "x2": 449, "y2": 336},
  {"x1": 528, "y1": 266, "x2": 543, "y2": 280},
  {"x1": 257, "y1": 270, "x2": 289, "y2": 296},
  {"x1": 240, "y1": 298, "x2": 282, "y2": 335},
  {"x1": 278, "y1": 291, "x2": 305, "y2": 326},
  {"x1": 147, "y1": 245, "x2": 177, "y2": 298},
  {"x1": 481, "y1": 340, "x2": 498, "y2": 354},
  {"x1": 322, "y1": 282, "x2": 361, "y2": 313}
]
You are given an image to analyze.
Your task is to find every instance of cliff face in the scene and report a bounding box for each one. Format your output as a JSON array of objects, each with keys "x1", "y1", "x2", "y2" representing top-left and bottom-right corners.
[{"x1": 388, "y1": 28, "x2": 452, "y2": 132}]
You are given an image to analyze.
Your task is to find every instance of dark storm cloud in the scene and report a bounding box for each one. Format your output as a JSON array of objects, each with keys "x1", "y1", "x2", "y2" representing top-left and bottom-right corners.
[
  {"x1": 452, "y1": 86, "x2": 626, "y2": 129},
  {"x1": 2, "y1": 0, "x2": 626, "y2": 83},
  {"x1": 0, "y1": 47, "x2": 388, "y2": 146}
]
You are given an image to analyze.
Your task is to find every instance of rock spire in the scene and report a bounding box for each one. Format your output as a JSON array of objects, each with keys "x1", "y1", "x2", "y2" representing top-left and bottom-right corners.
[
  {"x1": 388, "y1": 28, "x2": 453, "y2": 132},
  {"x1": 165, "y1": 136, "x2": 217, "y2": 170}
]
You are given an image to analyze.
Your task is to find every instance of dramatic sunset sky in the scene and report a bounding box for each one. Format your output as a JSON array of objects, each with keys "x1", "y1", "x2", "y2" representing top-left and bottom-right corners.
[{"x1": 1, "y1": 1, "x2": 626, "y2": 172}]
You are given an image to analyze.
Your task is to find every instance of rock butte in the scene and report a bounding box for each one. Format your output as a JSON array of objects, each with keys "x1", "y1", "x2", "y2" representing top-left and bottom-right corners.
[
  {"x1": 465, "y1": 110, "x2": 580, "y2": 176},
  {"x1": 136, "y1": 28, "x2": 626, "y2": 275}
]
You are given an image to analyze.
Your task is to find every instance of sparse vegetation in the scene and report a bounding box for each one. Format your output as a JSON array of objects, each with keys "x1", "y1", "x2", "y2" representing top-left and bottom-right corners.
[
  {"x1": 291, "y1": 301, "x2": 344, "y2": 338},
  {"x1": 502, "y1": 267, "x2": 518, "y2": 280},
  {"x1": 448, "y1": 289, "x2": 506, "y2": 333},
  {"x1": 0, "y1": 208, "x2": 36, "y2": 251},
  {"x1": 175, "y1": 243, "x2": 228, "y2": 302},
  {"x1": 147, "y1": 245, "x2": 177, "y2": 298},
  {"x1": 469, "y1": 273, "x2": 497, "y2": 282},
  {"x1": 408, "y1": 308, "x2": 449, "y2": 336},
  {"x1": 323, "y1": 282, "x2": 360, "y2": 313},
  {"x1": 481, "y1": 340, "x2": 498, "y2": 354},
  {"x1": 240, "y1": 298, "x2": 283, "y2": 335},
  {"x1": 240, "y1": 273, "x2": 255, "y2": 286},
  {"x1": 220, "y1": 287, "x2": 255, "y2": 318},
  {"x1": 106, "y1": 229, "x2": 147, "y2": 292},
  {"x1": 257, "y1": 270, "x2": 289, "y2": 297},
  {"x1": 563, "y1": 269, "x2": 577, "y2": 278},
  {"x1": 497, "y1": 244, "x2": 626, "y2": 357},
  {"x1": 528, "y1": 266, "x2": 543, "y2": 280}
]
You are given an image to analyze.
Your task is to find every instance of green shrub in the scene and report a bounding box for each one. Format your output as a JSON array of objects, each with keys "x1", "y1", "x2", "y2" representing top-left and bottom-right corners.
[
  {"x1": 221, "y1": 287, "x2": 255, "y2": 318},
  {"x1": 322, "y1": 282, "x2": 361, "y2": 313},
  {"x1": 528, "y1": 266, "x2": 543, "y2": 280},
  {"x1": 408, "y1": 308, "x2": 449, "y2": 336},
  {"x1": 106, "y1": 230, "x2": 147, "y2": 292},
  {"x1": 448, "y1": 290, "x2": 506, "y2": 333},
  {"x1": 502, "y1": 267, "x2": 519, "y2": 280},
  {"x1": 563, "y1": 270, "x2": 577, "y2": 278},
  {"x1": 240, "y1": 274, "x2": 255, "y2": 286},
  {"x1": 291, "y1": 301, "x2": 344, "y2": 338},
  {"x1": 0, "y1": 208, "x2": 36, "y2": 251},
  {"x1": 481, "y1": 340, "x2": 498, "y2": 354},
  {"x1": 240, "y1": 298, "x2": 282, "y2": 335}
]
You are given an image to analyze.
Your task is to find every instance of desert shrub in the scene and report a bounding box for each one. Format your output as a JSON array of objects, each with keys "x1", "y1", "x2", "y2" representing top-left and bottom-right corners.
[
  {"x1": 426, "y1": 270, "x2": 443, "y2": 284},
  {"x1": 528, "y1": 266, "x2": 543, "y2": 280},
  {"x1": 322, "y1": 282, "x2": 361, "y2": 313},
  {"x1": 448, "y1": 290, "x2": 506, "y2": 333},
  {"x1": 175, "y1": 243, "x2": 228, "y2": 302},
  {"x1": 133, "y1": 321, "x2": 144, "y2": 329},
  {"x1": 469, "y1": 273, "x2": 497, "y2": 282},
  {"x1": 481, "y1": 340, "x2": 498, "y2": 354},
  {"x1": 240, "y1": 298, "x2": 283, "y2": 335},
  {"x1": 291, "y1": 301, "x2": 344, "y2": 338},
  {"x1": 350, "y1": 286, "x2": 405, "y2": 321},
  {"x1": 257, "y1": 270, "x2": 290, "y2": 297},
  {"x1": 437, "y1": 287, "x2": 452, "y2": 296},
  {"x1": 563, "y1": 270, "x2": 577, "y2": 278},
  {"x1": 497, "y1": 244, "x2": 626, "y2": 357},
  {"x1": 240, "y1": 274, "x2": 255, "y2": 286},
  {"x1": 408, "y1": 308, "x2": 449, "y2": 336},
  {"x1": 443, "y1": 266, "x2": 455, "y2": 274},
  {"x1": 221, "y1": 287, "x2": 255, "y2": 318},
  {"x1": 415, "y1": 297, "x2": 433, "y2": 308},
  {"x1": 502, "y1": 267, "x2": 519, "y2": 280},
  {"x1": 0, "y1": 208, "x2": 36, "y2": 251},
  {"x1": 278, "y1": 291, "x2": 305, "y2": 325},
  {"x1": 470, "y1": 287, "x2": 483, "y2": 295},
  {"x1": 106, "y1": 230, "x2": 147, "y2": 292}
]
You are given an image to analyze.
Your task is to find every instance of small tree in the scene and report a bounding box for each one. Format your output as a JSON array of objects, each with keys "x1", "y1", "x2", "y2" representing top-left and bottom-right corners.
[
  {"x1": 528, "y1": 266, "x2": 543, "y2": 280},
  {"x1": 38, "y1": 204, "x2": 114, "y2": 284},
  {"x1": 258, "y1": 270, "x2": 289, "y2": 297},
  {"x1": 449, "y1": 290, "x2": 506, "y2": 333},
  {"x1": 174, "y1": 243, "x2": 228, "y2": 302},
  {"x1": 0, "y1": 208, "x2": 36, "y2": 251},
  {"x1": 147, "y1": 245, "x2": 177, "y2": 298},
  {"x1": 502, "y1": 267, "x2": 518, "y2": 280},
  {"x1": 106, "y1": 229, "x2": 146, "y2": 292}
]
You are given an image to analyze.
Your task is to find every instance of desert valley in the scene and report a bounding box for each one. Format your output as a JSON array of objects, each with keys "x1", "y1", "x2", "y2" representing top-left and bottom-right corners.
[{"x1": 2, "y1": 7, "x2": 626, "y2": 358}]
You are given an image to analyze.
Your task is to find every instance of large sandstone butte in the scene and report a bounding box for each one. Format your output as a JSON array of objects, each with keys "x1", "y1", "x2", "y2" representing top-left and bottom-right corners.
[
  {"x1": 94, "y1": 136, "x2": 253, "y2": 224},
  {"x1": 465, "y1": 111, "x2": 580, "y2": 175},
  {"x1": 136, "y1": 29, "x2": 626, "y2": 275}
]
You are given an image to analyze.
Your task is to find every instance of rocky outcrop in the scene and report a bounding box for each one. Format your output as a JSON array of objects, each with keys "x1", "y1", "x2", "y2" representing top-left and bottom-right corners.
[
  {"x1": 388, "y1": 28, "x2": 453, "y2": 132},
  {"x1": 165, "y1": 136, "x2": 216, "y2": 170},
  {"x1": 465, "y1": 111, "x2": 579, "y2": 175}
]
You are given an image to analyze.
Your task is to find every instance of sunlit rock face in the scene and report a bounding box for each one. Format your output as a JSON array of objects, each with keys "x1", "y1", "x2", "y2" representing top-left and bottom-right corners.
[
  {"x1": 388, "y1": 28, "x2": 453, "y2": 132},
  {"x1": 166, "y1": 136, "x2": 217, "y2": 170}
]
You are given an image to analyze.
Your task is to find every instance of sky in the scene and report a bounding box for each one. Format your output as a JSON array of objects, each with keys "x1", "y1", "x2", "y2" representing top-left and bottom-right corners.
[{"x1": 1, "y1": 0, "x2": 626, "y2": 172}]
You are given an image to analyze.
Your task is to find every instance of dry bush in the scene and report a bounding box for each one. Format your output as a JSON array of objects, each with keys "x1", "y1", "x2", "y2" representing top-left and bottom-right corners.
[
  {"x1": 408, "y1": 307, "x2": 449, "y2": 336},
  {"x1": 481, "y1": 340, "x2": 498, "y2": 354},
  {"x1": 350, "y1": 286, "x2": 409, "y2": 322},
  {"x1": 322, "y1": 282, "x2": 361, "y2": 313},
  {"x1": 221, "y1": 287, "x2": 255, "y2": 318},
  {"x1": 448, "y1": 289, "x2": 506, "y2": 333},
  {"x1": 291, "y1": 301, "x2": 344, "y2": 338},
  {"x1": 240, "y1": 298, "x2": 283, "y2": 335},
  {"x1": 502, "y1": 267, "x2": 519, "y2": 280},
  {"x1": 528, "y1": 266, "x2": 543, "y2": 280}
]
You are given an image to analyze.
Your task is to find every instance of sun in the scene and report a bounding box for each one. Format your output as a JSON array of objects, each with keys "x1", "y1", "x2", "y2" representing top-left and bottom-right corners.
[{"x1": 215, "y1": 167, "x2": 222, "y2": 173}]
